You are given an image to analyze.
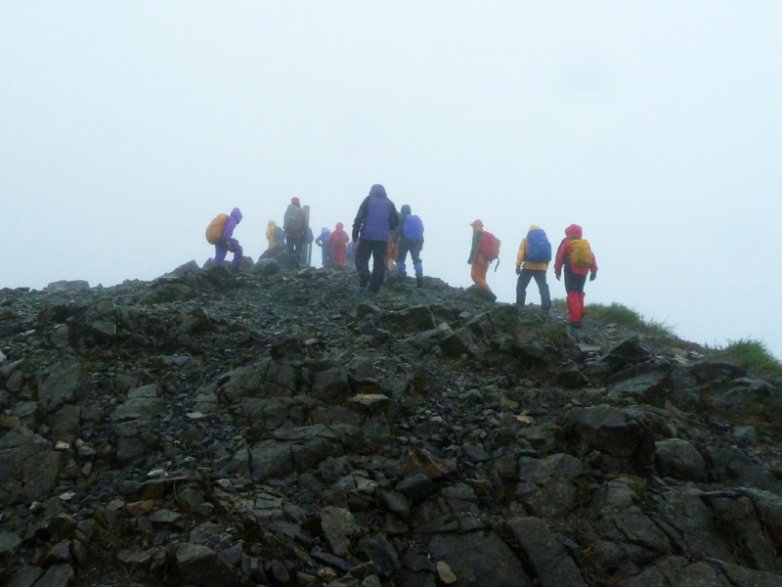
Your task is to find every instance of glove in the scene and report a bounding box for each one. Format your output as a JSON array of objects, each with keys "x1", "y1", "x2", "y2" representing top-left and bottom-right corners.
[
  {"x1": 515, "y1": 265, "x2": 521, "y2": 275},
  {"x1": 555, "y1": 273, "x2": 561, "y2": 281},
  {"x1": 590, "y1": 271, "x2": 597, "y2": 281}
]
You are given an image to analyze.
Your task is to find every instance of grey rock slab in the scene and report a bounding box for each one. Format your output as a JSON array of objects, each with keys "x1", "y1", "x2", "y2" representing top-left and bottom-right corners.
[{"x1": 655, "y1": 438, "x2": 707, "y2": 481}]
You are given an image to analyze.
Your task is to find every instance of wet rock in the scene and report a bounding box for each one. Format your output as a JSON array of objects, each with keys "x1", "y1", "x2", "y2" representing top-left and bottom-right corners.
[{"x1": 655, "y1": 438, "x2": 707, "y2": 481}]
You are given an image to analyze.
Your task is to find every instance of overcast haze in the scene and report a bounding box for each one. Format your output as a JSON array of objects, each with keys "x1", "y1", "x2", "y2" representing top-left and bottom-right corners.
[{"x1": 2, "y1": 2, "x2": 781, "y2": 359}]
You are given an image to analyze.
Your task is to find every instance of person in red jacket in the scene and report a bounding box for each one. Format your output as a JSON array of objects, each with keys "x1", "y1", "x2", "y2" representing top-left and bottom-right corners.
[
  {"x1": 554, "y1": 223, "x2": 598, "y2": 326},
  {"x1": 328, "y1": 222, "x2": 350, "y2": 268}
]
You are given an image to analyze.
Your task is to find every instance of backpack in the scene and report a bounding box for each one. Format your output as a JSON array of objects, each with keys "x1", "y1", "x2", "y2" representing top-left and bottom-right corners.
[
  {"x1": 402, "y1": 215, "x2": 424, "y2": 241},
  {"x1": 569, "y1": 238, "x2": 594, "y2": 268},
  {"x1": 273, "y1": 226, "x2": 285, "y2": 245},
  {"x1": 285, "y1": 206, "x2": 307, "y2": 233},
  {"x1": 525, "y1": 228, "x2": 551, "y2": 263},
  {"x1": 205, "y1": 213, "x2": 229, "y2": 244},
  {"x1": 479, "y1": 231, "x2": 501, "y2": 262}
]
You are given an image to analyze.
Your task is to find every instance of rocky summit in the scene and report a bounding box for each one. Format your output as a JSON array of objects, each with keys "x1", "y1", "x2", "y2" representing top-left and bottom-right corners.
[{"x1": 2, "y1": 259, "x2": 782, "y2": 587}]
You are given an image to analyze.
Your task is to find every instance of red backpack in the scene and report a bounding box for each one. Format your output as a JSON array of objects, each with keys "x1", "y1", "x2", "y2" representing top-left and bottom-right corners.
[{"x1": 479, "y1": 231, "x2": 501, "y2": 263}]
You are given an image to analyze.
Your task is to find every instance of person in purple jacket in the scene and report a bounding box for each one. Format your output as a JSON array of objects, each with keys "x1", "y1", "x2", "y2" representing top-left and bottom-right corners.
[
  {"x1": 214, "y1": 207, "x2": 244, "y2": 271},
  {"x1": 352, "y1": 184, "x2": 399, "y2": 292}
]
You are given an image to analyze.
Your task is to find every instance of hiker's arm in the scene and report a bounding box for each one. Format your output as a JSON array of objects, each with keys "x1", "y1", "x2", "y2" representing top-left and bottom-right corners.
[{"x1": 352, "y1": 197, "x2": 369, "y2": 241}]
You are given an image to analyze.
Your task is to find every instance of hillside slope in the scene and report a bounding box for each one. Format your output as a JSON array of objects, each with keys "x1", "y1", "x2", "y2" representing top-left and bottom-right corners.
[{"x1": 2, "y1": 260, "x2": 782, "y2": 586}]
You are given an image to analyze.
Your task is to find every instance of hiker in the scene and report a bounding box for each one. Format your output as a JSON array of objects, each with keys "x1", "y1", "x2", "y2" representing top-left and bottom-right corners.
[
  {"x1": 352, "y1": 184, "x2": 399, "y2": 292},
  {"x1": 283, "y1": 197, "x2": 308, "y2": 268},
  {"x1": 396, "y1": 204, "x2": 425, "y2": 287},
  {"x1": 554, "y1": 223, "x2": 598, "y2": 326},
  {"x1": 467, "y1": 219, "x2": 498, "y2": 298},
  {"x1": 265, "y1": 220, "x2": 284, "y2": 252},
  {"x1": 315, "y1": 227, "x2": 332, "y2": 267},
  {"x1": 301, "y1": 225, "x2": 314, "y2": 267},
  {"x1": 515, "y1": 225, "x2": 552, "y2": 311},
  {"x1": 208, "y1": 207, "x2": 244, "y2": 271},
  {"x1": 328, "y1": 222, "x2": 350, "y2": 268}
]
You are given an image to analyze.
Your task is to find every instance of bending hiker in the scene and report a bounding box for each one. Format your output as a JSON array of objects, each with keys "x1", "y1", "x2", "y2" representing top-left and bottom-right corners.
[
  {"x1": 315, "y1": 227, "x2": 332, "y2": 267},
  {"x1": 206, "y1": 207, "x2": 244, "y2": 271},
  {"x1": 283, "y1": 197, "x2": 308, "y2": 268},
  {"x1": 328, "y1": 222, "x2": 349, "y2": 268},
  {"x1": 467, "y1": 219, "x2": 499, "y2": 299},
  {"x1": 515, "y1": 225, "x2": 552, "y2": 311},
  {"x1": 396, "y1": 204, "x2": 425, "y2": 287},
  {"x1": 554, "y1": 223, "x2": 598, "y2": 326},
  {"x1": 265, "y1": 220, "x2": 284, "y2": 252},
  {"x1": 352, "y1": 184, "x2": 399, "y2": 292}
]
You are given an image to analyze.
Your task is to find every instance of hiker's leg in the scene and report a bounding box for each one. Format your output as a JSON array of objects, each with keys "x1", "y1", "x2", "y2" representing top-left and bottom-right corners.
[
  {"x1": 567, "y1": 292, "x2": 581, "y2": 324},
  {"x1": 355, "y1": 240, "x2": 372, "y2": 287},
  {"x1": 411, "y1": 244, "x2": 423, "y2": 286},
  {"x1": 471, "y1": 257, "x2": 491, "y2": 291},
  {"x1": 226, "y1": 238, "x2": 243, "y2": 271},
  {"x1": 516, "y1": 269, "x2": 533, "y2": 306},
  {"x1": 369, "y1": 240, "x2": 388, "y2": 292},
  {"x1": 396, "y1": 240, "x2": 409, "y2": 277},
  {"x1": 214, "y1": 242, "x2": 227, "y2": 267},
  {"x1": 532, "y1": 270, "x2": 551, "y2": 310}
]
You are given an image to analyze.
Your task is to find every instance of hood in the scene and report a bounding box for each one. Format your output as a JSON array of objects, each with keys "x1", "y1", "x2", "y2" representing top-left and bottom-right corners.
[
  {"x1": 320, "y1": 227, "x2": 330, "y2": 236},
  {"x1": 470, "y1": 219, "x2": 484, "y2": 230},
  {"x1": 369, "y1": 184, "x2": 387, "y2": 198},
  {"x1": 267, "y1": 220, "x2": 277, "y2": 228},
  {"x1": 565, "y1": 224, "x2": 582, "y2": 239},
  {"x1": 291, "y1": 197, "x2": 301, "y2": 207},
  {"x1": 400, "y1": 204, "x2": 411, "y2": 216},
  {"x1": 231, "y1": 207, "x2": 243, "y2": 222},
  {"x1": 528, "y1": 224, "x2": 540, "y2": 232},
  {"x1": 335, "y1": 222, "x2": 344, "y2": 231}
]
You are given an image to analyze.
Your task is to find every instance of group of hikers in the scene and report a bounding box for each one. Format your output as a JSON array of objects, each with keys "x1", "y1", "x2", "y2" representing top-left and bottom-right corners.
[{"x1": 206, "y1": 183, "x2": 598, "y2": 326}]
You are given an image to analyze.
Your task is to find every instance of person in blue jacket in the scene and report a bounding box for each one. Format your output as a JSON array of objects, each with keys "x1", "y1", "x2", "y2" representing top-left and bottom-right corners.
[
  {"x1": 396, "y1": 204, "x2": 425, "y2": 287},
  {"x1": 352, "y1": 184, "x2": 399, "y2": 292}
]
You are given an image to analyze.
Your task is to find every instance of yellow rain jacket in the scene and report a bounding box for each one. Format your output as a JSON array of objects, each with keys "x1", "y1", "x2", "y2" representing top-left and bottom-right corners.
[
  {"x1": 266, "y1": 220, "x2": 279, "y2": 250},
  {"x1": 516, "y1": 225, "x2": 549, "y2": 271}
]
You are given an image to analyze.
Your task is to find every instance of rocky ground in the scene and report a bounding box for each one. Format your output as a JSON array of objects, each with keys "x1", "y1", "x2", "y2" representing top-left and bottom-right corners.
[{"x1": 2, "y1": 257, "x2": 782, "y2": 587}]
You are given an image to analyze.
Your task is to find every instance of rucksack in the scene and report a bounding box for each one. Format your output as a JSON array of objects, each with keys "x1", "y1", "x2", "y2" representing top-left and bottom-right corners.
[
  {"x1": 285, "y1": 206, "x2": 307, "y2": 233},
  {"x1": 273, "y1": 226, "x2": 285, "y2": 245},
  {"x1": 402, "y1": 215, "x2": 424, "y2": 241},
  {"x1": 525, "y1": 228, "x2": 551, "y2": 263},
  {"x1": 205, "y1": 213, "x2": 229, "y2": 244},
  {"x1": 569, "y1": 239, "x2": 594, "y2": 268},
  {"x1": 479, "y1": 231, "x2": 501, "y2": 262}
]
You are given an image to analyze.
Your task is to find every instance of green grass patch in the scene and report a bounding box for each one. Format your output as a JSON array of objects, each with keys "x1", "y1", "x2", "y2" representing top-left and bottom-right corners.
[
  {"x1": 551, "y1": 300, "x2": 674, "y2": 338},
  {"x1": 715, "y1": 338, "x2": 782, "y2": 380}
]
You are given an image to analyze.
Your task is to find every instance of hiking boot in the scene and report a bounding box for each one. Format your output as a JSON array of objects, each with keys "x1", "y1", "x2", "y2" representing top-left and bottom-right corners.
[{"x1": 416, "y1": 276, "x2": 423, "y2": 288}]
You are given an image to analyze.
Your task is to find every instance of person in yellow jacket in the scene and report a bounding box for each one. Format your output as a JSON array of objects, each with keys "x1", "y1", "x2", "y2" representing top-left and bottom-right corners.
[
  {"x1": 515, "y1": 225, "x2": 552, "y2": 311},
  {"x1": 265, "y1": 220, "x2": 284, "y2": 252}
]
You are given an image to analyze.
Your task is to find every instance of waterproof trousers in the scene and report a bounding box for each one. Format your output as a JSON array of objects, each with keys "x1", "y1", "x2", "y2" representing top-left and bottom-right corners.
[
  {"x1": 397, "y1": 239, "x2": 423, "y2": 285},
  {"x1": 356, "y1": 239, "x2": 388, "y2": 292},
  {"x1": 516, "y1": 269, "x2": 551, "y2": 310},
  {"x1": 564, "y1": 266, "x2": 587, "y2": 324},
  {"x1": 471, "y1": 255, "x2": 491, "y2": 292},
  {"x1": 214, "y1": 238, "x2": 243, "y2": 271}
]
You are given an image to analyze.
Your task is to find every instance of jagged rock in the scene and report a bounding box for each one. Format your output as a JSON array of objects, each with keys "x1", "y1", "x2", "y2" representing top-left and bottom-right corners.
[
  {"x1": 655, "y1": 438, "x2": 707, "y2": 481},
  {"x1": 506, "y1": 516, "x2": 587, "y2": 587},
  {"x1": 3, "y1": 262, "x2": 782, "y2": 586}
]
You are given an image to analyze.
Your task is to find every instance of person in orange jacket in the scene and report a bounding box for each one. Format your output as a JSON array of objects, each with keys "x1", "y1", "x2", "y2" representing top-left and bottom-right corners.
[
  {"x1": 467, "y1": 219, "x2": 494, "y2": 298},
  {"x1": 554, "y1": 223, "x2": 598, "y2": 326}
]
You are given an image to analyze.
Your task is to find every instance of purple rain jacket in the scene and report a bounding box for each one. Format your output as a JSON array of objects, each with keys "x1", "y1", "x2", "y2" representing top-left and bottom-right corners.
[
  {"x1": 352, "y1": 184, "x2": 399, "y2": 242},
  {"x1": 222, "y1": 207, "x2": 243, "y2": 240}
]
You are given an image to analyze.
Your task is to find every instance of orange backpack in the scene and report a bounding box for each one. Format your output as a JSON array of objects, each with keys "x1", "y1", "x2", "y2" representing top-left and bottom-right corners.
[{"x1": 205, "y1": 213, "x2": 229, "y2": 244}]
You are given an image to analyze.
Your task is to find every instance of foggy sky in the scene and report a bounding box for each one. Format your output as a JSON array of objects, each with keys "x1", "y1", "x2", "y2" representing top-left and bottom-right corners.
[{"x1": 2, "y1": 2, "x2": 781, "y2": 358}]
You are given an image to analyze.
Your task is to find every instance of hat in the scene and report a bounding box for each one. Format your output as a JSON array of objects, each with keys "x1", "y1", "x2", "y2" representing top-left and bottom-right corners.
[
  {"x1": 470, "y1": 219, "x2": 484, "y2": 230},
  {"x1": 291, "y1": 197, "x2": 301, "y2": 207}
]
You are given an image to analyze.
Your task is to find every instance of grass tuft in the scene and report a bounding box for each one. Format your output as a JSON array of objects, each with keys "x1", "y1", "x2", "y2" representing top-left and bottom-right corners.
[{"x1": 715, "y1": 338, "x2": 782, "y2": 380}]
